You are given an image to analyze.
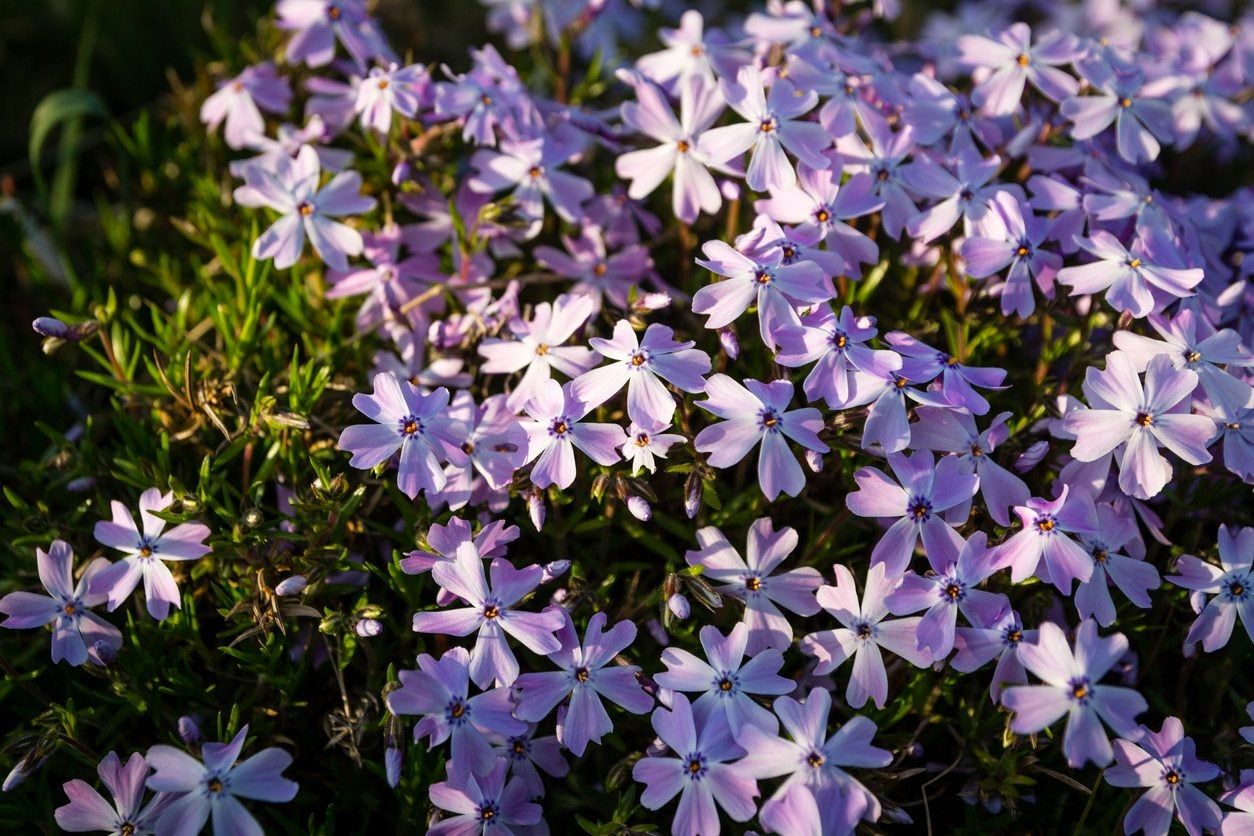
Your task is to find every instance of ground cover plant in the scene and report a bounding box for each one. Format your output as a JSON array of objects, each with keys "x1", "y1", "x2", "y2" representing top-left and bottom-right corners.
[{"x1": 2, "y1": 0, "x2": 1253, "y2": 833}]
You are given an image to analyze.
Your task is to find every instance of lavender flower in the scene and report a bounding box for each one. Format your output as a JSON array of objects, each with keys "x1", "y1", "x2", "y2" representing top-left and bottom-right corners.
[
  {"x1": 478, "y1": 294, "x2": 596, "y2": 413},
  {"x1": 90, "y1": 489, "x2": 212, "y2": 621},
  {"x1": 736, "y1": 687, "x2": 892, "y2": 835},
  {"x1": 960, "y1": 193, "x2": 1061, "y2": 318},
  {"x1": 276, "y1": 0, "x2": 392, "y2": 68},
  {"x1": 956, "y1": 23, "x2": 1078, "y2": 116},
  {"x1": 519, "y1": 379, "x2": 628, "y2": 490},
  {"x1": 412, "y1": 542, "x2": 565, "y2": 688},
  {"x1": 621, "y1": 420, "x2": 686, "y2": 474},
  {"x1": 386, "y1": 646, "x2": 527, "y2": 777},
  {"x1": 1074, "y1": 504, "x2": 1161, "y2": 627},
  {"x1": 489, "y1": 725, "x2": 568, "y2": 801},
  {"x1": 199, "y1": 63, "x2": 292, "y2": 149},
  {"x1": 656, "y1": 623, "x2": 793, "y2": 735},
  {"x1": 684, "y1": 517, "x2": 822, "y2": 655},
  {"x1": 992, "y1": 486, "x2": 1098, "y2": 595},
  {"x1": 571, "y1": 320, "x2": 711, "y2": 425},
  {"x1": 1056, "y1": 232, "x2": 1203, "y2": 317},
  {"x1": 512, "y1": 609, "x2": 651, "y2": 755},
  {"x1": 0, "y1": 541, "x2": 121, "y2": 666},
  {"x1": 428, "y1": 757, "x2": 542, "y2": 835},
  {"x1": 884, "y1": 331, "x2": 1008, "y2": 415},
  {"x1": 1001, "y1": 620, "x2": 1147, "y2": 768},
  {"x1": 800, "y1": 563, "x2": 933, "y2": 709},
  {"x1": 1220, "y1": 771, "x2": 1254, "y2": 834},
  {"x1": 693, "y1": 375, "x2": 828, "y2": 501},
  {"x1": 885, "y1": 532, "x2": 1007, "y2": 659},
  {"x1": 632, "y1": 695, "x2": 759, "y2": 836},
  {"x1": 910, "y1": 407, "x2": 1030, "y2": 526},
  {"x1": 700, "y1": 64, "x2": 831, "y2": 192},
  {"x1": 146, "y1": 725, "x2": 298, "y2": 835},
  {"x1": 1064, "y1": 353, "x2": 1214, "y2": 500},
  {"x1": 1061, "y1": 76, "x2": 1176, "y2": 164},
  {"x1": 1105, "y1": 716, "x2": 1222, "y2": 836},
  {"x1": 1167, "y1": 524, "x2": 1253, "y2": 654},
  {"x1": 774, "y1": 305, "x2": 901, "y2": 410},
  {"x1": 337, "y1": 373, "x2": 467, "y2": 500},
  {"x1": 352, "y1": 63, "x2": 427, "y2": 134},
  {"x1": 952, "y1": 605, "x2": 1036, "y2": 702},
  {"x1": 845, "y1": 451, "x2": 978, "y2": 577},
  {"x1": 234, "y1": 145, "x2": 376, "y2": 271},
  {"x1": 468, "y1": 138, "x2": 594, "y2": 235},
  {"x1": 904, "y1": 149, "x2": 1008, "y2": 244},
  {"x1": 692, "y1": 236, "x2": 830, "y2": 349},
  {"x1": 55, "y1": 752, "x2": 169, "y2": 834}
]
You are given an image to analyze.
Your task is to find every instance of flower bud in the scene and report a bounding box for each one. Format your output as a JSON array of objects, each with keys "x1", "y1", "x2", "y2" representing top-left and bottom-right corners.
[
  {"x1": 683, "y1": 474, "x2": 702, "y2": 520},
  {"x1": 2, "y1": 756, "x2": 44, "y2": 792},
  {"x1": 178, "y1": 715, "x2": 203, "y2": 745},
  {"x1": 32, "y1": 317, "x2": 71, "y2": 338},
  {"x1": 718, "y1": 327, "x2": 740, "y2": 360},
  {"x1": 355, "y1": 618, "x2": 383, "y2": 638},
  {"x1": 527, "y1": 491, "x2": 546, "y2": 531},
  {"x1": 666, "y1": 593, "x2": 690, "y2": 620},
  {"x1": 275, "y1": 575, "x2": 308, "y2": 596},
  {"x1": 542, "y1": 560, "x2": 570, "y2": 583},
  {"x1": 67, "y1": 476, "x2": 97, "y2": 493},
  {"x1": 627, "y1": 496, "x2": 652, "y2": 521},
  {"x1": 385, "y1": 746, "x2": 403, "y2": 788},
  {"x1": 804, "y1": 449, "x2": 824, "y2": 473}
]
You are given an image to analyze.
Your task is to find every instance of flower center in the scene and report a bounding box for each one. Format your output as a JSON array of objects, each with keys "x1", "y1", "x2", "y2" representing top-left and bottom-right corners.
[
  {"x1": 1120, "y1": 97, "x2": 1133, "y2": 108},
  {"x1": 528, "y1": 165, "x2": 543, "y2": 179},
  {"x1": 1128, "y1": 257, "x2": 1142, "y2": 269},
  {"x1": 815, "y1": 208, "x2": 831, "y2": 223},
  {"x1": 717, "y1": 676, "x2": 734, "y2": 692},
  {"x1": 943, "y1": 582, "x2": 963, "y2": 601},
  {"x1": 1016, "y1": 245, "x2": 1030, "y2": 257},
  {"x1": 298, "y1": 201, "x2": 314, "y2": 217},
  {"x1": 327, "y1": 5, "x2": 342, "y2": 20},
  {"x1": 207, "y1": 777, "x2": 224, "y2": 794},
  {"x1": 959, "y1": 188, "x2": 974, "y2": 202},
  {"x1": 634, "y1": 433, "x2": 651, "y2": 447},
  {"x1": 593, "y1": 262, "x2": 608, "y2": 277},
  {"x1": 1185, "y1": 350, "x2": 1201, "y2": 363},
  {"x1": 575, "y1": 667, "x2": 590, "y2": 682},
  {"x1": 1164, "y1": 769, "x2": 1181, "y2": 786},
  {"x1": 894, "y1": 376, "x2": 909, "y2": 389},
  {"x1": 448, "y1": 698, "x2": 468, "y2": 721},
  {"x1": 908, "y1": 498, "x2": 932, "y2": 521},
  {"x1": 63, "y1": 601, "x2": 77, "y2": 615},
  {"x1": 511, "y1": 739, "x2": 527, "y2": 756},
  {"x1": 781, "y1": 244, "x2": 797, "y2": 261},
  {"x1": 807, "y1": 751, "x2": 825, "y2": 767},
  {"x1": 480, "y1": 93, "x2": 493, "y2": 106},
  {"x1": 676, "y1": 139, "x2": 690, "y2": 153},
  {"x1": 550, "y1": 419, "x2": 569, "y2": 437},
  {"x1": 1225, "y1": 576, "x2": 1248, "y2": 600},
  {"x1": 745, "y1": 576, "x2": 762, "y2": 592},
  {"x1": 1005, "y1": 628, "x2": 1022, "y2": 645},
  {"x1": 1016, "y1": 53, "x2": 1030, "y2": 66},
  {"x1": 686, "y1": 756, "x2": 705, "y2": 778},
  {"x1": 761, "y1": 409, "x2": 780, "y2": 429},
  {"x1": 120, "y1": 824, "x2": 136, "y2": 836},
  {"x1": 630, "y1": 352, "x2": 646, "y2": 366},
  {"x1": 479, "y1": 804, "x2": 498, "y2": 821},
  {"x1": 754, "y1": 269, "x2": 773, "y2": 285},
  {"x1": 399, "y1": 416, "x2": 422, "y2": 436},
  {"x1": 483, "y1": 604, "x2": 500, "y2": 620},
  {"x1": 970, "y1": 443, "x2": 983, "y2": 457},
  {"x1": 1068, "y1": 677, "x2": 1091, "y2": 702},
  {"x1": 876, "y1": 167, "x2": 890, "y2": 182},
  {"x1": 377, "y1": 79, "x2": 390, "y2": 90},
  {"x1": 856, "y1": 622, "x2": 874, "y2": 639},
  {"x1": 535, "y1": 343, "x2": 550, "y2": 356},
  {"x1": 461, "y1": 441, "x2": 475, "y2": 455},
  {"x1": 1135, "y1": 412, "x2": 1153, "y2": 427},
  {"x1": 758, "y1": 117, "x2": 778, "y2": 134},
  {"x1": 1034, "y1": 516, "x2": 1056, "y2": 534}
]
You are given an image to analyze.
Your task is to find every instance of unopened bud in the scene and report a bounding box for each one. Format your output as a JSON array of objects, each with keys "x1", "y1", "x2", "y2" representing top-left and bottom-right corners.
[
  {"x1": 355, "y1": 618, "x2": 383, "y2": 638},
  {"x1": 627, "y1": 496, "x2": 652, "y2": 521},
  {"x1": 527, "y1": 491, "x2": 546, "y2": 531},
  {"x1": 1014, "y1": 441, "x2": 1049, "y2": 473},
  {"x1": 178, "y1": 715, "x2": 203, "y2": 745},
  {"x1": 32, "y1": 317, "x2": 71, "y2": 338},
  {"x1": 805, "y1": 449, "x2": 824, "y2": 473},
  {"x1": 542, "y1": 560, "x2": 570, "y2": 583},
  {"x1": 667, "y1": 593, "x2": 690, "y2": 620},
  {"x1": 275, "y1": 575, "x2": 307, "y2": 596},
  {"x1": 718, "y1": 328, "x2": 740, "y2": 360},
  {"x1": 684, "y1": 474, "x2": 702, "y2": 519}
]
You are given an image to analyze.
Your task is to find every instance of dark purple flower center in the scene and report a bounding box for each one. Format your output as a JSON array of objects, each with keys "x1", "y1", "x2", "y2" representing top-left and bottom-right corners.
[
  {"x1": 1163, "y1": 768, "x2": 1182, "y2": 786},
  {"x1": 744, "y1": 575, "x2": 763, "y2": 592},
  {"x1": 483, "y1": 603, "x2": 500, "y2": 619},
  {"x1": 855, "y1": 621, "x2": 874, "y2": 639},
  {"x1": 1135, "y1": 412, "x2": 1154, "y2": 427},
  {"x1": 120, "y1": 824, "x2": 136, "y2": 836},
  {"x1": 446, "y1": 697, "x2": 470, "y2": 724},
  {"x1": 714, "y1": 672, "x2": 738, "y2": 693},
  {"x1": 527, "y1": 165, "x2": 544, "y2": 180},
  {"x1": 298, "y1": 201, "x2": 314, "y2": 217},
  {"x1": 634, "y1": 432, "x2": 651, "y2": 447},
  {"x1": 941, "y1": 579, "x2": 965, "y2": 602},
  {"x1": 137, "y1": 538, "x2": 158, "y2": 558},
  {"x1": 509, "y1": 737, "x2": 529, "y2": 758},
  {"x1": 398, "y1": 415, "x2": 423, "y2": 436},
  {"x1": 959, "y1": 188, "x2": 974, "y2": 202},
  {"x1": 207, "y1": 776, "x2": 225, "y2": 794},
  {"x1": 574, "y1": 667, "x2": 590, "y2": 682},
  {"x1": 549, "y1": 417, "x2": 570, "y2": 438},
  {"x1": 1222, "y1": 573, "x2": 1250, "y2": 601},
  {"x1": 754, "y1": 268, "x2": 774, "y2": 285},
  {"x1": 685, "y1": 754, "x2": 707, "y2": 780},
  {"x1": 1034, "y1": 515, "x2": 1057, "y2": 534},
  {"x1": 807, "y1": 751, "x2": 826, "y2": 768},
  {"x1": 758, "y1": 117, "x2": 778, "y2": 134},
  {"x1": 830, "y1": 331, "x2": 848, "y2": 350},
  {"x1": 629, "y1": 350, "x2": 648, "y2": 367},
  {"x1": 815, "y1": 207, "x2": 831, "y2": 224},
  {"x1": 1003, "y1": 627, "x2": 1023, "y2": 646},
  {"x1": 478, "y1": 802, "x2": 500, "y2": 822},
  {"x1": 1067, "y1": 677, "x2": 1091, "y2": 703},
  {"x1": 1092, "y1": 547, "x2": 1109, "y2": 564},
  {"x1": 907, "y1": 497, "x2": 932, "y2": 521},
  {"x1": 760, "y1": 408, "x2": 781, "y2": 430},
  {"x1": 327, "y1": 4, "x2": 342, "y2": 20},
  {"x1": 1184, "y1": 349, "x2": 1201, "y2": 364}
]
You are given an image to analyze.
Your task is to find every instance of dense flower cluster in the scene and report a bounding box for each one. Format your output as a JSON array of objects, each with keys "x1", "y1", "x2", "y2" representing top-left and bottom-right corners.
[{"x1": 5, "y1": 0, "x2": 1254, "y2": 833}]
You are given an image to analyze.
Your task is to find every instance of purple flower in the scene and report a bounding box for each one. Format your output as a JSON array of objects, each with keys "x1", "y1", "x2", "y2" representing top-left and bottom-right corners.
[
  {"x1": 1112, "y1": 309, "x2": 1254, "y2": 412},
  {"x1": 276, "y1": 0, "x2": 392, "y2": 68},
  {"x1": 572, "y1": 321, "x2": 710, "y2": 425},
  {"x1": 632, "y1": 695, "x2": 759, "y2": 836},
  {"x1": 775, "y1": 304, "x2": 902, "y2": 410},
  {"x1": 952, "y1": 605, "x2": 1036, "y2": 702},
  {"x1": 412, "y1": 542, "x2": 565, "y2": 688},
  {"x1": 146, "y1": 725, "x2": 298, "y2": 835},
  {"x1": 234, "y1": 145, "x2": 376, "y2": 271},
  {"x1": 904, "y1": 149, "x2": 1008, "y2": 244},
  {"x1": 401, "y1": 516, "x2": 518, "y2": 586},
  {"x1": 754, "y1": 155, "x2": 884, "y2": 276},
  {"x1": 1056, "y1": 231, "x2": 1203, "y2": 318},
  {"x1": 337, "y1": 373, "x2": 467, "y2": 499},
  {"x1": 616, "y1": 73, "x2": 727, "y2": 224},
  {"x1": 992, "y1": 485, "x2": 1098, "y2": 594},
  {"x1": 352, "y1": 63, "x2": 427, "y2": 134},
  {"x1": 55, "y1": 752, "x2": 170, "y2": 834},
  {"x1": 325, "y1": 223, "x2": 441, "y2": 331},
  {"x1": 1061, "y1": 76, "x2": 1176, "y2": 164},
  {"x1": 512, "y1": 609, "x2": 651, "y2": 755},
  {"x1": 1220, "y1": 770, "x2": 1254, "y2": 834},
  {"x1": 433, "y1": 44, "x2": 540, "y2": 146},
  {"x1": 1001, "y1": 619, "x2": 1147, "y2": 768},
  {"x1": 1106, "y1": 716, "x2": 1222, "y2": 836},
  {"x1": 692, "y1": 236, "x2": 830, "y2": 349},
  {"x1": 835, "y1": 114, "x2": 918, "y2": 238},
  {"x1": 519, "y1": 379, "x2": 628, "y2": 490},
  {"x1": 699, "y1": 64, "x2": 831, "y2": 192},
  {"x1": 489, "y1": 725, "x2": 568, "y2": 801},
  {"x1": 684, "y1": 517, "x2": 822, "y2": 654},
  {"x1": 885, "y1": 532, "x2": 1006, "y2": 659},
  {"x1": 884, "y1": 331, "x2": 1008, "y2": 415},
  {"x1": 656, "y1": 623, "x2": 793, "y2": 735},
  {"x1": 960, "y1": 193, "x2": 1062, "y2": 318},
  {"x1": 428, "y1": 757, "x2": 542, "y2": 835},
  {"x1": 621, "y1": 419, "x2": 686, "y2": 474},
  {"x1": 90, "y1": 489, "x2": 212, "y2": 621},
  {"x1": 1074, "y1": 504, "x2": 1161, "y2": 627},
  {"x1": 0, "y1": 540, "x2": 121, "y2": 666},
  {"x1": 845, "y1": 451, "x2": 978, "y2": 578},
  {"x1": 846, "y1": 358, "x2": 951, "y2": 454},
  {"x1": 469, "y1": 138, "x2": 594, "y2": 235},
  {"x1": 735, "y1": 687, "x2": 892, "y2": 835},
  {"x1": 800, "y1": 564, "x2": 933, "y2": 709},
  {"x1": 199, "y1": 63, "x2": 292, "y2": 149},
  {"x1": 910, "y1": 407, "x2": 1030, "y2": 526},
  {"x1": 434, "y1": 392, "x2": 529, "y2": 512},
  {"x1": 956, "y1": 23, "x2": 1078, "y2": 116},
  {"x1": 534, "y1": 227, "x2": 654, "y2": 312},
  {"x1": 387, "y1": 646, "x2": 526, "y2": 777},
  {"x1": 1167, "y1": 524, "x2": 1253, "y2": 655},
  {"x1": 693, "y1": 375, "x2": 828, "y2": 501},
  {"x1": 478, "y1": 293, "x2": 597, "y2": 413},
  {"x1": 1064, "y1": 353, "x2": 1214, "y2": 500},
  {"x1": 634, "y1": 10, "x2": 746, "y2": 91}
]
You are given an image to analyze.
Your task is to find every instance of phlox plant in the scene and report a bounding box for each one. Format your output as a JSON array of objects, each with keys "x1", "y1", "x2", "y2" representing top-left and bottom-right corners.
[{"x1": 2, "y1": 0, "x2": 1253, "y2": 834}]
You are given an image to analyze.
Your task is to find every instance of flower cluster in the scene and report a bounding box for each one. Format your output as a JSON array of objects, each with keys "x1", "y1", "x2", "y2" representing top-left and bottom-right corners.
[{"x1": 6, "y1": 0, "x2": 1253, "y2": 833}]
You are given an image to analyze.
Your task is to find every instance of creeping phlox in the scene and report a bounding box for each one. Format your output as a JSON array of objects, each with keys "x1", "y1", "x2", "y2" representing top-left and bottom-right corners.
[{"x1": 6, "y1": 0, "x2": 1254, "y2": 834}]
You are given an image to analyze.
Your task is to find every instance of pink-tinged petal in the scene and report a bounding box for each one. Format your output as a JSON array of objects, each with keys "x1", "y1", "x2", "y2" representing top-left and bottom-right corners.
[
  {"x1": 142, "y1": 560, "x2": 182, "y2": 620},
  {"x1": 705, "y1": 761, "x2": 759, "y2": 821},
  {"x1": 1002, "y1": 685, "x2": 1070, "y2": 734},
  {"x1": 869, "y1": 516, "x2": 920, "y2": 578},
  {"x1": 470, "y1": 623, "x2": 518, "y2": 688},
  {"x1": 145, "y1": 745, "x2": 207, "y2": 792},
  {"x1": 1065, "y1": 409, "x2": 1131, "y2": 461},
  {"x1": 253, "y1": 213, "x2": 306, "y2": 269},
  {"x1": 569, "y1": 422, "x2": 630, "y2": 466},
  {"x1": 761, "y1": 785, "x2": 822, "y2": 836},
  {"x1": 593, "y1": 666, "x2": 652, "y2": 714},
  {"x1": 1015, "y1": 621, "x2": 1077, "y2": 686},
  {"x1": 561, "y1": 684, "x2": 613, "y2": 756},
  {"x1": 54, "y1": 780, "x2": 119, "y2": 831},
  {"x1": 633, "y1": 756, "x2": 684, "y2": 810},
  {"x1": 800, "y1": 627, "x2": 856, "y2": 676},
  {"x1": 847, "y1": 642, "x2": 888, "y2": 709},
  {"x1": 875, "y1": 617, "x2": 933, "y2": 667},
  {"x1": 651, "y1": 694, "x2": 697, "y2": 755},
  {"x1": 691, "y1": 278, "x2": 758, "y2": 330},
  {"x1": 498, "y1": 609, "x2": 564, "y2": 655},
  {"x1": 412, "y1": 607, "x2": 483, "y2": 636},
  {"x1": 156, "y1": 523, "x2": 212, "y2": 560},
  {"x1": 512, "y1": 671, "x2": 573, "y2": 722},
  {"x1": 37, "y1": 541, "x2": 76, "y2": 599},
  {"x1": 757, "y1": 430, "x2": 805, "y2": 500},
  {"x1": 764, "y1": 569, "x2": 823, "y2": 616},
  {"x1": 1124, "y1": 785, "x2": 1175, "y2": 836},
  {"x1": 698, "y1": 122, "x2": 758, "y2": 165},
  {"x1": 695, "y1": 418, "x2": 761, "y2": 468},
  {"x1": 1151, "y1": 413, "x2": 1215, "y2": 466},
  {"x1": 846, "y1": 466, "x2": 909, "y2": 517}
]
